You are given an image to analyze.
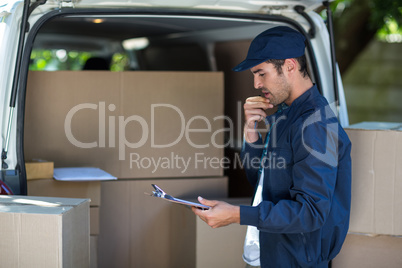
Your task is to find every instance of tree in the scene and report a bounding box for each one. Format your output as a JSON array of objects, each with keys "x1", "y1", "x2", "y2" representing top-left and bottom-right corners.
[{"x1": 325, "y1": 0, "x2": 402, "y2": 74}]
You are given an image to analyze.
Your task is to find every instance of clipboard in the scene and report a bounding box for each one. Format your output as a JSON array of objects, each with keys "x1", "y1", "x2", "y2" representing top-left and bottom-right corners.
[{"x1": 145, "y1": 184, "x2": 210, "y2": 210}]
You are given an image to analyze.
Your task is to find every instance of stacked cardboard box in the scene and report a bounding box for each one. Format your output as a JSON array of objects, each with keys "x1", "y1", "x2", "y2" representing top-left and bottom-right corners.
[
  {"x1": 333, "y1": 122, "x2": 402, "y2": 267},
  {"x1": 98, "y1": 177, "x2": 228, "y2": 268},
  {"x1": 90, "y1": 236, "x2": 98, "y2": 268},
  {"x1": 333, "y1": 234, "x2": 402, "y2": 268},
  {"x1": 27, "y1": 179, "x2": 101, "y2": 267},
  {"x1": 170, "y1": 198, "x2": 250, "y2": 268},
  {"x1": 27, "y1": 180, "x2": 101, "y2": 207},
  {"x1": 25, "y1": 160, "x2": 54, "y2": 180},
  {"x1": 25, "y1": 70, "x2": 226, "y2": 267},
  {"x1": 25, "y1": 71, "x2": 224, "y2": 179},
  {"x1": 0, "y1": 195, "x2": 90, "y2": 267},
  {"x1": 26, "y1": 158, "x2": 101, "y2": 264},
  {"x1": 346, "y1": 122, "x2": 402, "y2": 235}
]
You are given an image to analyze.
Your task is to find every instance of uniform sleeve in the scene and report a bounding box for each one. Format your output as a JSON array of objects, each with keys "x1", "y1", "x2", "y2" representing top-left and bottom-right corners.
[
  {"x1": 240, "y1": 115, "x2": 343, "y2": 233},
  {"x1": 240, "y1": 135, "x2": 264, "y2": 189}
]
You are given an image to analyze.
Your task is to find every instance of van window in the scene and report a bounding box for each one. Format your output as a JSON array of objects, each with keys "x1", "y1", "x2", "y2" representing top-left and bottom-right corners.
[{"x1": 29, "y1": 49, "x2": 129, "y2": 71}]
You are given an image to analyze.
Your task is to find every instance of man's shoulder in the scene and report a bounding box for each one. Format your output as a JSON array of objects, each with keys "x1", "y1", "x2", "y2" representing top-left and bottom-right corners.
[{"x1": 290, "y1": 94, "x2": 342, "y2": 135}]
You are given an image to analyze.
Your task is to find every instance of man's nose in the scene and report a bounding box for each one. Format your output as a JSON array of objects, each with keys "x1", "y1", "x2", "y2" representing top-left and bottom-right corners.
[{"x1": 254, "y1": 77, "x2": 262, "y2": 89}]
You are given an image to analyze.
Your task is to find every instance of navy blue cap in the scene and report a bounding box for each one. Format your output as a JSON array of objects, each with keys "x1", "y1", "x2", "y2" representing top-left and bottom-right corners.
[{"x1": 233, "y1": 26, "x2": 306, "y2": 72}]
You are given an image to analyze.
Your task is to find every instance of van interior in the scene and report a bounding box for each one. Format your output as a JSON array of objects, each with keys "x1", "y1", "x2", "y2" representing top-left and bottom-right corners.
[
  {"x1": 24, "y1": 11, "x2": 317, "y2": 197},
  {"x1": 31, "y1": 15, "x2": 292, "y2": 71}
]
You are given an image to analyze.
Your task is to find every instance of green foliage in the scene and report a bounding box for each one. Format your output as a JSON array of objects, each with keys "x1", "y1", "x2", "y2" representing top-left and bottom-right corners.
[
  {"x1": 30, "y1": 49, "x2": 92, "y2": 71},
  {"x1": 110, "y1": 53, "x2": 130, "y2": 72},
  {"x1": 371, "y1": 0, "x2": 402, "y2": 41},
  {"x1": 371, "y1": 0, "x2": 402, "y2": 29},
  {"x1": 377, "y1": 16, "x2": 402, "y2": 42},
  {"x1": 30, "y1": 49, "x2": 129, "y2": 71},
  {"x1": 323, "y1": 0, "x2": 402, "y2": 41}
]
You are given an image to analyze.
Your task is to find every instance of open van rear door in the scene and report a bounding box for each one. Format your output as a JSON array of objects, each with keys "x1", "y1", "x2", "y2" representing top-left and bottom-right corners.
[
  {"x1": 1, "y1": 0, "x2": 31, "y2": 194},
  {"x1": 1, "y1": 0, "x2": 343, "y2": 196},
  {"x1": 0, "y1": 0, "x2": 47, "y2": 194}
]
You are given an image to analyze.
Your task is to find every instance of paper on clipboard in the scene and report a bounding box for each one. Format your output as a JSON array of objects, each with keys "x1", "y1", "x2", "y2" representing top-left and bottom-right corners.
[{"x1": 146, "y1": 184, "x2": 210, "y2": 210}]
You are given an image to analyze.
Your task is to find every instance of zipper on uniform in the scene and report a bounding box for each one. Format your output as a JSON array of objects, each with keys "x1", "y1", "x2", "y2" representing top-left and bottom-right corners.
[{"x1": 300, "y1": 233, "x2": 312, "y2": 262}]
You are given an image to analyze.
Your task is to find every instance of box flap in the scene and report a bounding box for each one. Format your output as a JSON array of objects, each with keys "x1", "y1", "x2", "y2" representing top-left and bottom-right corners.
[
  {"x1": 347, "y1": 121, "x2": 402, "y2": 131},
  {"x1": 0, "y1": 195, "x2": 89, "y2": 207},
  {"x1": 0, "y1": 205, "x2": 71, "y2": 215}
]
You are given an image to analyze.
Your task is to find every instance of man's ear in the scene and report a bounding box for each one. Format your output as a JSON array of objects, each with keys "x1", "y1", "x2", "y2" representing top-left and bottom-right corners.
[{"x1": 284, "y1": 58, "x2": 297, "y2": 74}]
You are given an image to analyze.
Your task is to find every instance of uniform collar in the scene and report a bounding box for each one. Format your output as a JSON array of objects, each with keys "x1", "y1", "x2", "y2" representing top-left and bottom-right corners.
[
  {"x1": 265, "y1": 84, "x2": 318, "y2": 123},
  {"x1": 286, "y1": 84, "x2": 318, "y2": 108}
]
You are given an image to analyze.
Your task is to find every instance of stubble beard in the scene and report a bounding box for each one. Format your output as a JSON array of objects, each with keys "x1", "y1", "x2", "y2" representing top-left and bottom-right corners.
[{"x1": 265, "y1": 77, "x2": 291, "y2": 107}]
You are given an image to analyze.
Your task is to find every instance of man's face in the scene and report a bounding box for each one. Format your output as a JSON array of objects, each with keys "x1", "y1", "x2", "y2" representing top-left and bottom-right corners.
[{"x1": 250, "y1": 62, "x2": 291, "y2": 106}]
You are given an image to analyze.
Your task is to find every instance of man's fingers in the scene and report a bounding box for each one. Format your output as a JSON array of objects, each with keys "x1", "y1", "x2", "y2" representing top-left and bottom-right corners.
[
  {"x1": 191, "y1": 199, "x2": 240, "y2": 228},
  {"x1": 198, "y1": 196, "x2": 217, "y2": 207},
  {"x1": 191, "y1": 197, "x2": 215, "y2": 216},
  {"x1": 244, "y1": 110, "x2": 267, "y2": 129},
  {"x1": 243, "y1": 96, "x2": 272, "y2": 130},
  {"x1": 246, "y1": 96, "x2": 268, "y2": 103},
  {"x1": 244, "y1": 115, "x2": 262, "y2": 129},
  {"x1": 244, "y1": 109, "x2": 267, "y2": 120},
  {"x1": 192, "y1": 206, "x2": 205, "y2": 217},
  {"x1": 245, "y1": 96, "x2": 273, "y2": 108},
  {"x1": 244, "y1": 100, "x2": 272, "y2": 110}
]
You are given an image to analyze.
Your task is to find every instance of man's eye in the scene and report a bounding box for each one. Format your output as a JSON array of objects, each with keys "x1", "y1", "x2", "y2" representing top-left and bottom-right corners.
[{"x1": 259, "y1": 73, "x2": 265, "y2": 77}]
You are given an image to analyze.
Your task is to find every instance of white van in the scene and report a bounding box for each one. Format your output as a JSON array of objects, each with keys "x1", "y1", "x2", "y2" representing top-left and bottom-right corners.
[{"x1": 0, "y1": 0, "x2": 348, "y2": 195}]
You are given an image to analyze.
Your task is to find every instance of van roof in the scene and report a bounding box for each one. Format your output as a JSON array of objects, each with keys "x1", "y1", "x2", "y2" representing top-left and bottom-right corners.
[{"x1": 1, "y1": 0, "x2": 326, "y2": 16}]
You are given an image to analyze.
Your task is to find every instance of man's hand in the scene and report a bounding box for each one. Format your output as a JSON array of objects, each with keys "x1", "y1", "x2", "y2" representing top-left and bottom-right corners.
[
  {"x1": 191, "y1": 197, "x2": 240, "y2": 228},
  {"x1": 243, "y1": 96, "x2": 273, "y2": 143}
]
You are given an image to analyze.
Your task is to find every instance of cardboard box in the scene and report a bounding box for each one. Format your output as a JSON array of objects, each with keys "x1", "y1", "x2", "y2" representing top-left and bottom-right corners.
[
  {"x1": 25, "y1": 160, "x2": 54, "y2": 180},
  {"x1": 98, "y1": 177, "x2": 228, "y2": 268},
  {"x1": 90, "y1": 207, "x2": 100, "y2": 235},
  {"x1": 0, "y1": 195, "x2": 90, "y2": 268},
  {"x1": 345, "y1": 122, "x2": 402, "y2": 235},
  {"x1": 170, "y1": 198, "x2": 249, "y2": 268},
  {"x1": 25, "y1": 71, "x2": 224, "y2": 178},
  {"x1": 332, "y1": 234, "x2": 402, "y2": 268},
  {"x1": 90, "y1": 236, "x2": 98, "y2": 268},
  {"x1": 28, "y1": 179, "x2": 101, "y2": 206}
]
